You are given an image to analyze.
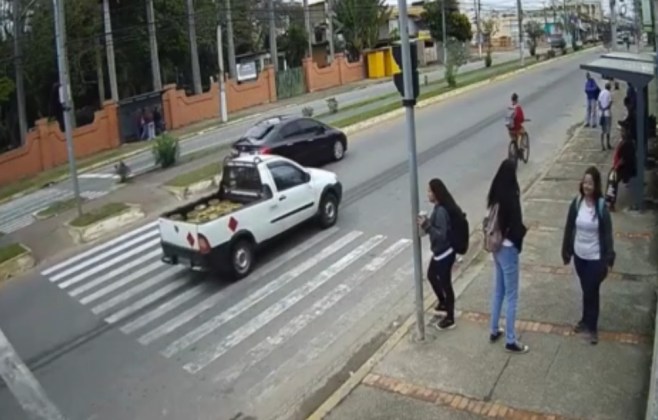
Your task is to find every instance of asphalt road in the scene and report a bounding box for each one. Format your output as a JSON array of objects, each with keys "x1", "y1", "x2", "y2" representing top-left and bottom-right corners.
[
  {"x1": 0, "y1": 52, "x2": 521, "y2": 235},
  {"x1": 0, "y1": 49, "x2": 600, "y2": 420}
]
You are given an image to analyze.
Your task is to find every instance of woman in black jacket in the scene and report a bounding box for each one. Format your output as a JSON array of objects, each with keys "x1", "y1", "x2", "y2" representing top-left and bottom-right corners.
[
  {"x1": 561, "y1": 166, "x2": 615, "y2": 345},
  {"x1": 487, "y1": 159, "x2": 528, "y2": 354}
]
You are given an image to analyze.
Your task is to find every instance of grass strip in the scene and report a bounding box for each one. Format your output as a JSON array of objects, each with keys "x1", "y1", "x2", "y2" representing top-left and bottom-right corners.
[
  {"x1": 36, "y1": 197, "x2": 85, "y2": 219},
  {"x1": 0, "y1": 243, "x2": 28, "y2": 264},
  {"x1": 69, "y1": 202, "x2": 130, "y2": 227},
  {"x1": 164, "y1": 161, "x2": 221, "y2": 188}
]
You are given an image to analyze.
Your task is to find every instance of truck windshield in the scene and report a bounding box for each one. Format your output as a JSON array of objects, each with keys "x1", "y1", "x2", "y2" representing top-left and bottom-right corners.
[{"x1": 222, "y1": 164, "x2": 262, "y2": 196}]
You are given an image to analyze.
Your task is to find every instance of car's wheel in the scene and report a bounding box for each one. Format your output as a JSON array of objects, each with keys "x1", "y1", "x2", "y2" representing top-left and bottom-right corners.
[
  {"x1": 230, "y1": 239, "x2": 255, "y2": 280},
  {"x1": 332, "y1": 140, "x2": 345, "y2": 161},
  {"x1": 318, "y1": 192, "x2": 339, "y2": 228}
]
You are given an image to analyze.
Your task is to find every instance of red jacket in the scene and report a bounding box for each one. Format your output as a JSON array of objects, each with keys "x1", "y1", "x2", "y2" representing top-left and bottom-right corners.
[{"x1": 513, "y1": 105, "x2": 525, "y2": 131}]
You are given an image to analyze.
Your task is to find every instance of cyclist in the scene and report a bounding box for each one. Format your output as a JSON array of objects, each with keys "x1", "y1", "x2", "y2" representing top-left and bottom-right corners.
[{"x1": 506, "y1": 93, "x2": 526, "y2": 153}]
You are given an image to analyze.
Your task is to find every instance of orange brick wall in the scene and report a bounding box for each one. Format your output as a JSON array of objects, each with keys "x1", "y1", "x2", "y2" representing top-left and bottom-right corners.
[
  {"x1": 337, "y1": 54, "x2": 365, "y2": 85},
  {"x1": 0, "y1": 102, "x2": 120, "y2": 186},
  {"x1": 304, "y1": 54, "x2": 365, "y2": 93}
]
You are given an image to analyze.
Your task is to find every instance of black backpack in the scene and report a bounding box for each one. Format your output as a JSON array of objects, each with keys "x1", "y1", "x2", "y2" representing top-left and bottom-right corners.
[{"x1": 448, "y1": 207, "x2": 470, "y2": 255}]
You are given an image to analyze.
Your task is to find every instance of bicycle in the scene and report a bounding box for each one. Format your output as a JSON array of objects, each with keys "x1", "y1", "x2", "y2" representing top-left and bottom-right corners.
[{"x1": 507, "y1": 119, "x2": 530, "y2": 167}]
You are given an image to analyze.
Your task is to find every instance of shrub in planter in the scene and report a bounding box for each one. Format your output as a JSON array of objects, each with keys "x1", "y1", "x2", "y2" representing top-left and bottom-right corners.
[
  {"x1": 152, "y1": 134, "x2": 180, "y2": 169},
  {"x1": 302, "y1": 106, "x2": 314, "y2": 117},
  {"x1": 326, "y1": 97, "x2": 339, "y2": 114},
  {"x1": 546, "y1": 49, "x2": 556, "y2": 59},
  {"x1": 484, "y1": 51, "x2": 492, "y2": 68},
  {"x1": 561, "y1": 47, "x2": 568, "y2": 55}
]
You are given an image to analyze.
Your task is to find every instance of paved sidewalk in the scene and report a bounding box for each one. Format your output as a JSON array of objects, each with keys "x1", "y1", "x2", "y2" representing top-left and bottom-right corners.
[{"x1": 322, "y1": 88, "x2": 658, "y2": 420}]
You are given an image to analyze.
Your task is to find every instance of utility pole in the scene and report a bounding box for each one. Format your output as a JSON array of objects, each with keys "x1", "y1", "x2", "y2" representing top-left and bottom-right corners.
[
  {"x1": 268, "y1": 0, "x2": 278, "y2": 72},
  {"x1": 474, "y1": 0, "x2": 482, "y2": 57},
  {"x1": 53, "y1": 0, "x2": 83, "y2": 217},
  {"x1": 303, "y1": 0, "x2": 313, "y2": 58},
  {"x1": 396, "y1": 0, "x2": 425, "y2": 341},
  {"x1": 102, "y1": 0, "x2": 119, "y2": 101},
  {"x1": 611, "y1": 0, "x2": 618, "y2": 49},
  {"x1": 185, "y1": 0, "x2": 202, "y2": 94},
  {"x1": 13, "y1": 0, "x2": 27, "y2": 144},
  {"x1": 225, "y1": 0, "x2": 237, "y2": 79},
  {"x1": 216, "y1": 24, "x2": 228, "y2": 123},
  {"x1": 517, "y1": 0, "x2": 524, "y2": 64},
  {"x1": 146, "y1": 0, "x2": 162, "y2": 91},
  {"x1": 562, "y1": 0, "x2": 568, "y2": 42},
  {"x1": 327, "y1": 0, "x2": 336, "y2": 63},
  {"x1": 441, "y1": 0, "x2": 448, "y2": 63}
]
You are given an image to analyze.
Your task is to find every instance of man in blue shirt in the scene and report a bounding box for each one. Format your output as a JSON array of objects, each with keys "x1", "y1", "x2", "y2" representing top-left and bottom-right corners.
[{"x1": 584, "y1": 73, "x2": 600, "y2": 128}]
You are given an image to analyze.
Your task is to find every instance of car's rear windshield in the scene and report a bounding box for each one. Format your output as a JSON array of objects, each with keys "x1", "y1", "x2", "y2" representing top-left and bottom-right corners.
[{"x1": 244, "y1": 118, "x2": 280, "y2": 140}]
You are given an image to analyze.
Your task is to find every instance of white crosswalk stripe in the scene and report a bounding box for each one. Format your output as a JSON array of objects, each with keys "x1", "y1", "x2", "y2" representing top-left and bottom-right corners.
[{"x1": 39, "y1": 220, "x2": 414, "y2": 388}]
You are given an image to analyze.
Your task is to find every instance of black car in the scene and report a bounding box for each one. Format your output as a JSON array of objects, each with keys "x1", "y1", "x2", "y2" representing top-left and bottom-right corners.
[{"x1": 230, "y1": 116, "x2": 348, "y2": 166}]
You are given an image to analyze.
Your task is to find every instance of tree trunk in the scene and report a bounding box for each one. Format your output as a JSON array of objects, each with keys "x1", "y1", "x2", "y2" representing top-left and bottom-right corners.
[
  {"x1": 13, "y1": 0, "x2": 27, "y2": 144},
  {"x1": 185, "y1": 0, "x2": 202, "y2": 94},
  {"x1": 95, "y1": 40, "x2": 106, "y2": 107}
]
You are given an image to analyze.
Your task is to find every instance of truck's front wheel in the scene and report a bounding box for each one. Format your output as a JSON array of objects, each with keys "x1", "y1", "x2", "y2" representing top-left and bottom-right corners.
[
  {"x1": 230, "y1": 239, "x2": 255, "y2": 280},
  {"x1": 318, "y1": 192, "x2": 339, "y2": 228}
]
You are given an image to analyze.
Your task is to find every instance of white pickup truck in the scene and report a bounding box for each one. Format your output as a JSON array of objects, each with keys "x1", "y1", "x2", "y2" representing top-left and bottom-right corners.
[{"x1": 159, "y1": 154, "x2": 342, "y2": 279}]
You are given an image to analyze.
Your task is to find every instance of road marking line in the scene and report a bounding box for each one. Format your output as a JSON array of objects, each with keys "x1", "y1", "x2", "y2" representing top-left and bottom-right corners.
[
  {"x1": 142, "y1": 230, "x2": 363, "y2": 347},
  {"x1": 41, "y1": 221, "x2": 158, "y2": 276},
  {"x1": 180, "y1": 234, "x2": 387, "y2": 373},
  {"x1": 250, "y1": 260, "x2": 413, "y2": 404},
  {"x1": 79, "y1": 259, "x2": 165, "y2": 305},
  {"x1": 67, "y1": 249, "x2": 162, "y2": 297},
  {"x1": 119, "y1": 282, "x2": 212, "y2": 332},
  {"x1": 0, "y1": 328, "x2": 67, "y2": 420},
  {"x1": 121, "y1": 227, "x2": 342, "y2": 335},
  {"x1": 213, "y1": 238, "x2": 411, "y2": 385},
  {"x1": 78, "y1": 173, "x2": 116, "y2": 179},
  {"x1": 56, "y1": 238, "x2": 159, "y2": 288},
  {"x1": 92, "y1": 266, "x2": 186, "y2": 315}
]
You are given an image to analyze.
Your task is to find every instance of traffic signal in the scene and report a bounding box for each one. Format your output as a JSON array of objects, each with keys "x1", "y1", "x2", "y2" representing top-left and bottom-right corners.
[{"x1": 392, "y1": 43, "x2": 420, "y2": 101}]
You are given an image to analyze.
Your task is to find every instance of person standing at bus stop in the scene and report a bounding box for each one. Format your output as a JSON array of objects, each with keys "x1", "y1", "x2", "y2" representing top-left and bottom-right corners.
[
  {"x1": 584, "y1": 73, "x2": 600, "y2": 128},
  {"x1": 597, "y1": 82, "x2": 613, "y2": 150}
]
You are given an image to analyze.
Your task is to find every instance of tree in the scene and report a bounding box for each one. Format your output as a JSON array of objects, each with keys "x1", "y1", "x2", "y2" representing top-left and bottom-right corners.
[
  {"x1": 421, "y1": 0, "x2": 473, "y2": 43},
  {"x1": 524, "y1": 20, "x2": 544, "y2": 56},
  {"x1": 482, "y1": 17, "x2": 498, "y2": 67},
  {"x1": 278, "y1": 24, "x2": 308, "y2": 68},
  {"x1": 445, "y1": 38, "x2": 469, "y2": 87},
  {"x1": 334, "y1": 0, "x2": 391, "y2": 59}
]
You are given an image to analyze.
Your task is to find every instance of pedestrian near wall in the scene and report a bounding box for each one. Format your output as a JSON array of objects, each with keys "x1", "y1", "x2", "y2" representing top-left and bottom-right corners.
[
  {"x1": 418, "y1": 178, "x2": 460, "y2": 331},
  {"x1": 584, "y1": 72, "x2": 600, "y2": 128},
  {"x1": 483, "y1": 159, "x2": 528, "y2": 353},
  {"x1": 561, "y1": 167, "x2": 615, "y2": 345}
]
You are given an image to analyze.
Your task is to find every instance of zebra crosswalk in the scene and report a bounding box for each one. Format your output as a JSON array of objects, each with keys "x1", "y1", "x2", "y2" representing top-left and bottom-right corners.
[{"x1": 40, "y1": 221, "x2": 415, "y2": 390}]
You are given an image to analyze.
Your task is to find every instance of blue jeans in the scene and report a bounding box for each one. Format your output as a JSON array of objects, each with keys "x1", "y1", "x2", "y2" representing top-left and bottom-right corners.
[
  {"x1": 489, "y1": 245, "x2": 520, "y2": 345},
  {"x1": 585, "y1": 99, "x2": 597, "y2": 126}
]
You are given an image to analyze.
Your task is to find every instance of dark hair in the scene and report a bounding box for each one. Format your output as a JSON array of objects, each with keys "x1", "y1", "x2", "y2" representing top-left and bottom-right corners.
[
  {"x1": 487, "y1": 159, "x2": 519, "y2": 209},
  {"x1": 429, "y1": 178, "x2": 458, "y2": 213},
  {"x1": 511, "y1": 93, "x2": 518, "y2": 102},
  {"x1": 605, "y1": 82, "x2": 611, "y2": 90},
  {"x1": 579, "y1": 166, "x2": 603, "y2": 200}
]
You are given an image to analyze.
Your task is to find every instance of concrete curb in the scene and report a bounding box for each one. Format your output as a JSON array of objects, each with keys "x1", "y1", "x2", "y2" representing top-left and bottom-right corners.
[
  {"x1": 343, "y1": 45, "x2": 600, "y2": 137},
  {"x1": 305, "y1": 113, "x2": 590, "y2": 420},
  {"x1": 163, "y1": 175, "x2": 221, "y2": 201},
  {"x1": 66, "y1": 204, "x2": 145, "y2": 244},
  {"x1": 0, "y1": 245, "x2": 35, "y2": 282},
  {"x1": 645, "y1": 290, "x2": 658, "y2": 420}
]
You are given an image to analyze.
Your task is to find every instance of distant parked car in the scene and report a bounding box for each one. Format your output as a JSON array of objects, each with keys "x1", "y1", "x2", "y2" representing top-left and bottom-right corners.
[
  {"x1": 231, "y1": 116, "x2": 348, "y2": 166},
  {"x1": 549, "y1": 34, "x2": 566, "y2": 49}
]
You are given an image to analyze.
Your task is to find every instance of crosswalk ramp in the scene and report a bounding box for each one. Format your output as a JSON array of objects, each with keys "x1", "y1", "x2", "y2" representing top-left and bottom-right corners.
[{"x1": 40, "y1": 221, "x2": 415, "y2": 386}]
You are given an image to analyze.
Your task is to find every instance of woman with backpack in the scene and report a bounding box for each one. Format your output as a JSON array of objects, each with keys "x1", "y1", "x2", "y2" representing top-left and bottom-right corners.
[
  {"x1": 484, "y1": 159, "x2": 528, "y2": 353},
  {"x1": 561, "y1": 167, "x2": 615, "y2": 345},
  {"x1": 418, "y1": 178, "x2": 464, "y2": 331}
]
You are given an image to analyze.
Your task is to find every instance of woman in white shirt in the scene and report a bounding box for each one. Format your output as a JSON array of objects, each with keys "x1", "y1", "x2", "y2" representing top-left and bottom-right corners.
[{"x1": 561, "y1": 167, "x2": 615, "y2": 345}]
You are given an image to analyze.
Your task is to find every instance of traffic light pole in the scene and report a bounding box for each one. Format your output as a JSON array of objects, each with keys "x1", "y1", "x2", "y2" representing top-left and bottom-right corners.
[
  {"x1": 53, "y1": 0, "x2": 83, "y2": 217},
  {"x1": 396, "y1": 0, "x2": 425, "y2": 341}
]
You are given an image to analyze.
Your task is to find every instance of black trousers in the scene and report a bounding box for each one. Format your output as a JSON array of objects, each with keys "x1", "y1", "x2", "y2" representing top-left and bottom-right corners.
[
  {"x1": 427, "y1": 252, "x2": 457, "y2": 320},
  {"x1": 574, "y1": 255, "x2": 608, "y2": 332}
]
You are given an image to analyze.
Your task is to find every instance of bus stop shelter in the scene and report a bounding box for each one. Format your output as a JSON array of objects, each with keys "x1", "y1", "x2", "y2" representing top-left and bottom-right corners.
[{"x1": 580, "y1": 56, "x2": 654, "y2": 210}]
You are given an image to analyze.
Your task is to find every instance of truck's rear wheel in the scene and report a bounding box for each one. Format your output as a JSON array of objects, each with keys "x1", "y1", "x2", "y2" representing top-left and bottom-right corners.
[
  {"x1": 230, "y1": 239, "x2": 255, "y2": 280},
  {"x1": 318, "y1": 192, "x2": 338, "y2": 228}
]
